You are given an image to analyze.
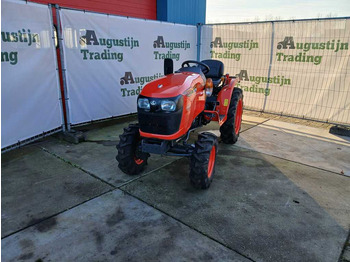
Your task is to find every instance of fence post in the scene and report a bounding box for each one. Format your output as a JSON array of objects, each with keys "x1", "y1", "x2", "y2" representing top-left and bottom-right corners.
[
  {"x1": 48, "y1": 4, "x2": 66, "y2": 132},
  {"x1": 263, "y1": 21, "x2": 275, "y2": 112},
  {"x1": 55, "y1": 5, "x2": 71, "y2": 131},
  {"x1": 196, "y1": 23, "x2": 202, "y2": 61}
]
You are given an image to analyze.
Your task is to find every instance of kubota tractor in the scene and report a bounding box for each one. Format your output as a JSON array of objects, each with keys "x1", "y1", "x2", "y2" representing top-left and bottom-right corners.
[{"x1": 116, "y1": 59, "x2": 243, "y2": 189}]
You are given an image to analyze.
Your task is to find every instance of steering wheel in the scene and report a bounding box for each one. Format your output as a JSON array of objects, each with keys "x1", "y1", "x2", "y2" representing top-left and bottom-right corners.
[{"x1": 181, "y1": 60, "x2": 210, "y2": 75}]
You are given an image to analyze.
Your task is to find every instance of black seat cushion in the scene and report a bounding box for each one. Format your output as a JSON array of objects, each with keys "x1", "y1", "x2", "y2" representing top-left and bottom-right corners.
[{"x1": 201, "y1": 59, "x2": 224, "y2": 86}]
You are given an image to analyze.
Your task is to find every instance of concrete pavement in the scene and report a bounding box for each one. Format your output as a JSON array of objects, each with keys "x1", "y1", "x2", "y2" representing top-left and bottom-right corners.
[{"x1": 2, "y1": 112, "x2": 350, "y2": 261}]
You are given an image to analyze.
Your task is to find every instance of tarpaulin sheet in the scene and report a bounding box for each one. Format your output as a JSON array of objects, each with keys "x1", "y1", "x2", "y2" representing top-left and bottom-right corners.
[
  {"x1": 60, "y1": 9, "x2": 197, "y2": 124},
  {"x1": 1, "y1": 0, "x2": 62, "y2": 148}
]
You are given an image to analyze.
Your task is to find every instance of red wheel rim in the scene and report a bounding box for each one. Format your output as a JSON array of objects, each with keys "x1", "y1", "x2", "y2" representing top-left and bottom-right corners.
[
  {"x1": 134, "y1": 158, "x2": 144, "y2": 165},
  {"x1": 134, "y1": 134, "x2": 144, "y2": 165},
  {"x1": 235, "y1": 99, "x2": 243, "y2": 135},
  {"x1": 207, "y1": 146, "x2": 216, "y2": 178}
]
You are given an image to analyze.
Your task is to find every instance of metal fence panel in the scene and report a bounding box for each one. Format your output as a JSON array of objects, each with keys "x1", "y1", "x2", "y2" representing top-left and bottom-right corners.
[
  {"x1": 200, "y1": 18, "x2": 350, "y2": 125},
  {"x1": 201, "y1": 23, "x2": 273, "y2": 111},
  {"x1": 266, "y1": 19, "x2": 350, "y2": 124}
]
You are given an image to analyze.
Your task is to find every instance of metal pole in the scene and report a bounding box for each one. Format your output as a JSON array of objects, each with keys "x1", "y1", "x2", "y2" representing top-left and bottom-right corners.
[
  {"x1": 48, "y1": 4, "x2": 66, "y2": 132},
  {"x1": 263, "y1": 21, "x2": 275, "y2": 112},
  {"x1": 55, "y1": 4, "x2": 71, "y2": 131},
  {"x1": 196, "y1": 23, "x2": 202, "y2": 61}
]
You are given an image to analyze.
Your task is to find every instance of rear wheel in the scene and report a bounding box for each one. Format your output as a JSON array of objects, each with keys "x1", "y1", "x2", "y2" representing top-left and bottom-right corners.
[
  {"x1": 190, "y1": 132, "x2": 218, "y2": 189},
  {"x1": 116, "y1": 124, "x2": 150, "y2": 175},
  {"x1": 220, "y1": 88, "x2": 243, "y2": 144}
]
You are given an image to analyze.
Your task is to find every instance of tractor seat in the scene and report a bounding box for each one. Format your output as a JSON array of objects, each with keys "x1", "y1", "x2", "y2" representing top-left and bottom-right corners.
[{"x1": 201, "y1": 59, "x2": 224, "y2": 87}]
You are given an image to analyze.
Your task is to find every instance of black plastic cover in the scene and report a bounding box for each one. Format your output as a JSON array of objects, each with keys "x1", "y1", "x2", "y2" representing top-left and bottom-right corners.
[{"x1": 137, "y1": 95, "x2": 183, "y2": 135}]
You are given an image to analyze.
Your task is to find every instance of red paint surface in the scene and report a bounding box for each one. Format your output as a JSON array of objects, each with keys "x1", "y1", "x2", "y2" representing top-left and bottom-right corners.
[
  {"x1": 31, "y1": 0, "x2": 157, "y2": 20},
  {"x1": 139, "y1": 72, "x2": 206, "y2": 140},
  {"x1": 140, "y1": 73, "x2": 203, "y2": 99},
  {"x1": 235, "y1": 99, "x2": 243, "y2": 134},
  {"x1": 207, "y1": 145, "x2": 216, "y2": 178},
  {"x1": 217, "y1": 78, "x2": 237, "y2": 118}
]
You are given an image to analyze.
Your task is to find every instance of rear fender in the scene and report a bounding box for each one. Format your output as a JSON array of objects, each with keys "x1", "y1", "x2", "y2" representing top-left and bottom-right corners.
[{"x1": 217, "y1": 77, "x2": 238, "y2": 120}]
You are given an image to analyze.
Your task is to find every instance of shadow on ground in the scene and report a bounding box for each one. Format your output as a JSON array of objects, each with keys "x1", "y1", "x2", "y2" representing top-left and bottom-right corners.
[
  {"x1": 121, "y1": 146, "x2": 348, "y2": 261},
  {"x1": 2, "y1": 115, "x2": 349, "y2": 261}
]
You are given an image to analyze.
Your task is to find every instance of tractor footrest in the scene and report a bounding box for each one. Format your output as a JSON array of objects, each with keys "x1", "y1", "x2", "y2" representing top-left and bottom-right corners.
[{"x1": 141, "y1": 139, "x2": 170, "y2": 155}]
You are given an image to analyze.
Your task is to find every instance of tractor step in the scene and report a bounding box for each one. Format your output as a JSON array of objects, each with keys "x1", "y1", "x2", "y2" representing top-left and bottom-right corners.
[
  {"x1": 141, "y1": 138, "x2": 194, "y2": 157},
  {"x1": 141, "y1": 139, "x2": 170, "y2": 155}
]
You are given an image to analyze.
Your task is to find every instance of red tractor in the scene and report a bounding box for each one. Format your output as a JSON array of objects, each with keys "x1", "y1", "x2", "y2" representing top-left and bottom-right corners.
[{"x1": 116, "y1": 59, "x2": 243, "y2": 189}]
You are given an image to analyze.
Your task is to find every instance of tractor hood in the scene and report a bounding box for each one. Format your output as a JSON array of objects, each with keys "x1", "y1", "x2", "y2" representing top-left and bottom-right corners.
[{"x1": 140, "y1": 72, "x2": 204, "y2": 98}]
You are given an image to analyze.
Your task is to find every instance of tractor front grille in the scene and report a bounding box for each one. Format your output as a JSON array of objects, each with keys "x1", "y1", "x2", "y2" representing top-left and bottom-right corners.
[{"x1": 138, "y1": 110, "x2": 182, "y2": 136}]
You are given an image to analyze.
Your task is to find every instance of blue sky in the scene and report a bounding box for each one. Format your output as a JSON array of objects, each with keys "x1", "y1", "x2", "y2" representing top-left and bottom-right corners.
[{"x1": 206, "y1": 0, "x2": 350, "y2": 23}]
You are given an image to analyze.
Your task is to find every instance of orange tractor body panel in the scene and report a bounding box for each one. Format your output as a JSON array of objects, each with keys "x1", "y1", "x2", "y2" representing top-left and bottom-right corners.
[{"x1": 139, "y1": 72, "x2": 207, "y2": 140}]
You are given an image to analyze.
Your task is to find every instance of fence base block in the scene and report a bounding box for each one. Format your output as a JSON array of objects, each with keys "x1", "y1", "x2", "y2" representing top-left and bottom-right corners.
[
  {"x1": 329, "y1": 125, "x2": 350, "y2": 137},
  {"x1": 59, "y1": 130, "x2": 86, "y2": 144}
]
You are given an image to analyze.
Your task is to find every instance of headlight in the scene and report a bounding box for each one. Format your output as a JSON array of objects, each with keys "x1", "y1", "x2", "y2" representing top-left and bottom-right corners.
[
  {"x1": 161, "y1": 100, "x2": 176, "y2": 111},
  {"x1": 138, "y1": 98, "x2": 150, "y2": 110}
]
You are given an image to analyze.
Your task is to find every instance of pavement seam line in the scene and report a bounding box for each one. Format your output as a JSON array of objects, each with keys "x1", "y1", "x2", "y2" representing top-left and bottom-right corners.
[
  {"x1": 238, "y1": 117, "x2": 349, "y2": 177},
  {"x1": 258, "y1": 122, "x2": 350, "y2": 146},
  {"x1": 275, "y1": 124, "x2": 349, "y2": 166},
  {"x1": 1, "y1": 188, "x2": 116, "y2": 240},
  {"x1": 3, "y1": 184, "x2": 254, "y2": 262},
  {"x1": 39, "y1": 143, "x2": 181, "y2": 189},
  {"x1": 39, "y1": 146, "x2": 117, "y2": 189},
  {"x1": 116, "y1": 158, "x2": 184, "y2": 188},
  {"x1": 119, "y1": 189, "x2": 256, "y2": 262},
  {"x1": 2, "y1": 157, "x2": 180, "y2": 240},
  {"x1": 233, "y1": 144, "x2": 349, "y2": 178},
  {"x1": 240, "y1": 119, "x2": 270, "y2": 134}
]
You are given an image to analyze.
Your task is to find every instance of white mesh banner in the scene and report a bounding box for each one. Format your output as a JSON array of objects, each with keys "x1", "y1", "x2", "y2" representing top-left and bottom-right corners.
[
  {"x1": 266, "y1": 19, "x2": 350, "y2": 124},
  {"x1": 60, "y1": 9, "x2": 197, "y2": 124},
  {"x1": 201, "y1": 19, "x2": 350, "y2": 124},
  {"x1": 201, "y1": 23, "x2": 273, "y2": 111},
  {"x1": 1, "y1": 0, "x2": 62, "y2": 148}
]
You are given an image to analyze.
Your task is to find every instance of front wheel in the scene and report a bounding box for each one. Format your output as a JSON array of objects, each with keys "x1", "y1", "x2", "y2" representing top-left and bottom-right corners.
[
  {"x1": 220, "y1": 88, "x2": 243, "y2": 144},
  {"x1": 116, "y1": 124, "x2": 150, "y2": 175},
  {"x1": 190, "y1": 132, "x2": 218, "y2": 189}
]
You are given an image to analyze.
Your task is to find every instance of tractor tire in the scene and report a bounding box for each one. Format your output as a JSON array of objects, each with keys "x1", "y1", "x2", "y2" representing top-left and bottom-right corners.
[
  {"x1": 116, "y1": 124, "x2": 150, "y2": 175},
  {"x1": 220, "y1": 88, "x2": 243, "y2": 144},
  {"x1": 190, "y1": 132, "x2": 218, "y2": 189}
]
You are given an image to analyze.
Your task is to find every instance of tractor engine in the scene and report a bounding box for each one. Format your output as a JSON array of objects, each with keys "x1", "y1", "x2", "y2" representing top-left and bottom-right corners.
[{"x1": 137, "y1": 70, "x2": 206, "y2": 140}]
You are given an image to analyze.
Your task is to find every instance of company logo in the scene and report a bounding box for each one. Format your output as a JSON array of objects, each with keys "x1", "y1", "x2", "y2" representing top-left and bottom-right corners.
[
  {"x1": 236, "y1": 69, "x2": 292, "y2": 96},
  {"x1": 153, "y1": 36, "x2": 190, "y2": 61},
  {"x1": 153, "y1": 36, "x2": 190, "y2": 50},
  {"x1": 1, "y1": 29, "x2": 40, "y2": 65},
  {"x1": 275, "y1": 36, "x2": 348, "y2": 65},
  {"x1": 210, "y1": 37, "x2": 258, "y2": 50},
  {"x1": 119, "y1": 71, "x2": 163, "y2": 97},
  {"x1": 209, "y1": 37, "x2": 259, "y2": 62},
  {"x1": 79, "y1": 30, "x2": 140, "y2": 62}
]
